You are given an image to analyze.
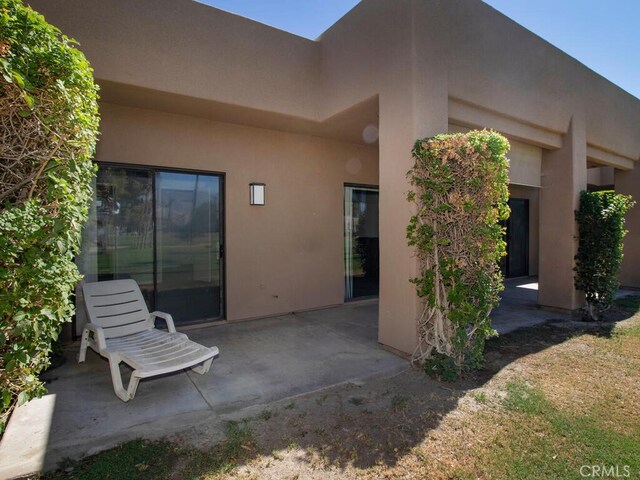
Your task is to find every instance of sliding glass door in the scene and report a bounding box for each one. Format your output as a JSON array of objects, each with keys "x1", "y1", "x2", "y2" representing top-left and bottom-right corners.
[
  {"x1": 78, "y1": 164, "x2": 224, "y2": 331},
  {"x1": 155, "y1": 172, "x2": 222, "y2": 322},
  {"x1": 94, "y1": 167, "x2": 155, "y2": 304},
  {"x1": 344, "y1": 185, "x2": 379, "y2": 300}
]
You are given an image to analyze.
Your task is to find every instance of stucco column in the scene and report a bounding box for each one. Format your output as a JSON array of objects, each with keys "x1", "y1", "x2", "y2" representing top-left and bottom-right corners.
[
  {"x1": 377, "y1": 93, "x2": 419, "y2": 356},
  {"x1": 538, "y1": 116, "x2": 587, "y2": 310},
  {"x1": 615, "y1": 167, "x2": 640, "y2": 287},
  {"x1": 377, "y1": 44, "x2": 448, "y2": 355}
]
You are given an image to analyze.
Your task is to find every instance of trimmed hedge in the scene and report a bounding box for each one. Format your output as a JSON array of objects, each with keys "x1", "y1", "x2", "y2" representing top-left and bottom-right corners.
[
  {"x1": 575, "y1": 190, "x2": 635, "y2": 320},
  {"x1": 0, "y1": 0, "x2": 99, "y2": 432},
  {"x1": 407, "y1": 130, "x2": 510, "y2": 379}
]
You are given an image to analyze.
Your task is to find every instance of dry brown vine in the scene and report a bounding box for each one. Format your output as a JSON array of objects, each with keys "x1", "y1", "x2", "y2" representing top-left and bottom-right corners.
[{"x1": 407, "y1": 131, "x2": 510, "y2": 373}]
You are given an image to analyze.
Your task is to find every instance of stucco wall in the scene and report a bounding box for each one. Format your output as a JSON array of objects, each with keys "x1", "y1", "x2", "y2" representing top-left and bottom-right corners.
[
  {"x1": 443, "y1": 0, "x2": 639, "y2": 161},
  {"x1": 318, "y1": 0, "x2": 639, "y2": 161},
  {"x1": 508, "y1": 142, "x2": 542, "y2": 188},
  {"x1": 587, "y1": 167, "x2": 615, "y2": 187},
  {"x1": 28, "y1": 0, "x2": 322, "y2": 119},
  {"x1": 318, "y1": 0, "x2": 431, "y2": 355},
  {"x1": 95, "y1": 102, "x2": 379, "y2": 321},
  {"x1": 30, "y1": 0, "x2": 640, "y2": 160},
  {"x1": 449, "y1": 124, "x2": 542, "y2": 187},
  {"x1": 538, "y1": 119, "x2": 587, "y2": 310}
]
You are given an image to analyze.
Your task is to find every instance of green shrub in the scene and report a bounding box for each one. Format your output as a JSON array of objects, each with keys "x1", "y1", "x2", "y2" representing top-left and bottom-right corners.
[
  {"x1": 574, "y1": 190, "x2": 635, "y2": 321},
  {"x1": 423, "y1": 352, "x2": 461, "y2": 382},
  {"x1": 0, "y1": 0, "x2": 99, "y2": 432},
  {"x1": 407, "y1": 130, "x2": 510, "y2": 377}
]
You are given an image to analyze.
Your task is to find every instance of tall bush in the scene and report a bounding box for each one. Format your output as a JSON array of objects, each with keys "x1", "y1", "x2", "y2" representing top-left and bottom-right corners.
[
  {"x1": 407, "y1": 130, "x2": 510, "y2": 379},
  {"x1": 0, "y1": 0, "x2": 99, "y2": 432},
  {"x1": 574, "y1": 190, "x2": 635, "y2": 320}
]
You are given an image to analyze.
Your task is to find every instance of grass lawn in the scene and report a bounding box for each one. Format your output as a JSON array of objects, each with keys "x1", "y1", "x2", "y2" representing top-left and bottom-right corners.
[{"x1": 42, "y1": 297, "x2": 640, "y2": 479}]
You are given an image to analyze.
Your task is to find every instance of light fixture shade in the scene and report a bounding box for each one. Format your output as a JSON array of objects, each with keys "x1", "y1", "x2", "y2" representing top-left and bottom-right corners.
[{"x1": 250, "y1": 183, "x2": 265, "y2": 206}]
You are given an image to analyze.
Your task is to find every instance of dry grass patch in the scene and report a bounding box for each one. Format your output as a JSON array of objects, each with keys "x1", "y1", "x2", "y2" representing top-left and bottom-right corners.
[{"x1": 436, "y1": 310, "x2": 640, "y2": 479}]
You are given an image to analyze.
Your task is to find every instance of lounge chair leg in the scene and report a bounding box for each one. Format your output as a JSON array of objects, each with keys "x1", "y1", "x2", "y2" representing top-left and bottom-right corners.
[
  {"x1": 126, "y1": 373, "x2": 141, "y2": 401},
  {"x1": 79, "y1": 328, "x2": 89, "y2": 363},
  {"x1": 109, "y1": 358, "x2": 140, "y2": 402},
  {"x1": 191, "y1": 357, "x2": 213, "y2": 375}
]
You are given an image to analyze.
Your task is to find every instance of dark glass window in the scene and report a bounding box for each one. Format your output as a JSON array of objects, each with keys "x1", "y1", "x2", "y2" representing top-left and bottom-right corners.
[{"x1": 345, "y1": 186, "x2": 379, "y2": 300}]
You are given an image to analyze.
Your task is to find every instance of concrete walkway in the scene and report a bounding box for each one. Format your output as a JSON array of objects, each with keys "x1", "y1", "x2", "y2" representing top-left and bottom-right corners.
[
  {"x1": 492, "y1": 276, "x2": 639, "y2": 333},
  {"x1": 0, "y1": 279, "x2": 578, "y2": 478},
  {"x1": 0, "y1": 301, "x2": 407, "y2": 478},
  {"x1": 492, "y1": 277, "x2": 570, "y2": 334}
]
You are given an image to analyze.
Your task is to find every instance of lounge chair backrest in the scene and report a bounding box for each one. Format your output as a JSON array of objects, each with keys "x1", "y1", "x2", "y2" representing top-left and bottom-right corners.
[{"x1": 82, "y1": 279, "x2": 152, "y2": 339}]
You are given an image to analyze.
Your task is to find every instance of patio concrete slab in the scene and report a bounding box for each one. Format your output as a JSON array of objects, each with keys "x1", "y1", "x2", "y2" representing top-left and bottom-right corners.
[
  {"x1": 190, "y1": 301, "x2": 402, "y2": 413},
  {"x1": 0, "y1": 301, "x2": 407, "y2": 478}
]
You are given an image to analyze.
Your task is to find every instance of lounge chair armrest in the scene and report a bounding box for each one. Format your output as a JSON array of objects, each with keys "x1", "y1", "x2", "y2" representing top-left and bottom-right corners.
[
  {"x1": 84, "y1": 323, "x2": 107, "y2": 350},
  {"x1": 150, "y1": 311, "x2": 176, "y2": 333}
]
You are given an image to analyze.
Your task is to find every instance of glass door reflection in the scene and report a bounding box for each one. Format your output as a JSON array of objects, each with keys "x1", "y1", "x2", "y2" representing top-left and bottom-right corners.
[
  {"x1": 94, "y1": 166, "x2": 155, "y2": 306},
  {"x1": 155, "y1": 172, "x2": 223, "y2": 324},
  {"x1": 345, "y1": 185, "x2": 379, "y2": 300}
]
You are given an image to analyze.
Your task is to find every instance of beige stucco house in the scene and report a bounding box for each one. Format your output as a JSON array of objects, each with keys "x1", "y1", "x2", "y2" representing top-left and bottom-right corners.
[{"x1": 30, "y1": 0, "x2": 640, "y2": 356}]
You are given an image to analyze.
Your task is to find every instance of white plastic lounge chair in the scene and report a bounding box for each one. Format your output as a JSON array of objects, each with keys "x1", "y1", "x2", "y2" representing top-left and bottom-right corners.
[{"x1": 79, "y1": 279, "x2": 219, "y2": 402}]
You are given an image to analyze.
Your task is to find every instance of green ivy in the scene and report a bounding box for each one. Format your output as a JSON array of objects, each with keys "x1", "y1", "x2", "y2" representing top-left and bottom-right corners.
[
  {"x1": 574, "y1": 190, "x2": 635, "y2": 320},
  {"x1": 0, "y1": 0, "x2": 99, "y2": 432},
  {"x1": 407, "y1": 131, "x2": 510, "y2": 378}
]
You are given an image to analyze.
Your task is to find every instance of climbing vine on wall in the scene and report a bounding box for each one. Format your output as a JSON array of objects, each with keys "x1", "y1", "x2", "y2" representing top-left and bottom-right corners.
[{"x1": 406, "y1": 130, "x2": 510, "y2": 379}]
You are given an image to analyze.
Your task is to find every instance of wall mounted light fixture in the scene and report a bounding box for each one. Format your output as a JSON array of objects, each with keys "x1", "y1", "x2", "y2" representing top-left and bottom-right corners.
[{"x1": 250, "y1": 183, "x2": 265, "y2": 206}]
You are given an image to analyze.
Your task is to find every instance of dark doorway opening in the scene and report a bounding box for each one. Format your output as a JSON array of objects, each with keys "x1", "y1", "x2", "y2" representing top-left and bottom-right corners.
[{"x1": 503, "y1": 198, "x2": 530, "y2": 278}]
